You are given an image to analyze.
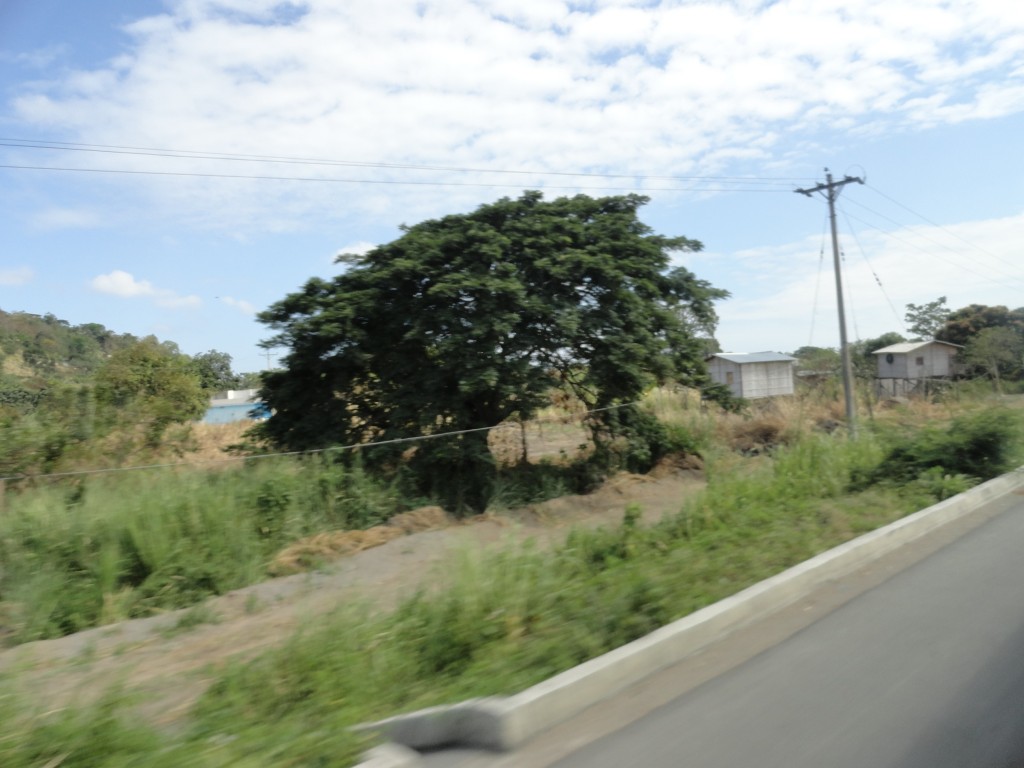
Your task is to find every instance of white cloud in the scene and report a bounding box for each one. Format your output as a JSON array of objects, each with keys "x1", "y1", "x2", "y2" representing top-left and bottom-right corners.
[
  {"x1": 91, "y1": 270, "x2": 155, "y2": 297},
  {"x1": 90, "y1": 270, "x2": 202, "y2": 309},
  {"x1": 157, "y1": 293, "x2": 202, "y2": 309},
  {"x1": 334, "y1": 241, "x2": 376, "y2": 262},
  {"x1": 710, "y1": 208, "x2": 1024, "y2": 353},
  {"x1": 0, "y1": 267, "x2": 34, "y2": 286},
  {"x1": 7, "y1": 0, "x2": 1024, "y2": 232},
  {"x1": 0, "y1": 45, "x2": 66, "y2": 69},
  {"x1": 29, "y1": 207, "x2": 101, "y2": 230},
  {"x1": 221, "y1": 295, "x2": 257, "y2": 314}
]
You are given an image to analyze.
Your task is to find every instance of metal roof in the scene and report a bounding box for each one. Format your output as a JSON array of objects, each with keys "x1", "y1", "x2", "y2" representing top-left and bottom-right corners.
[
  {"x1": 707, "y1": 351, "x2": 796, "y2": 364},
  {"x1": 871, "y1": 340, "x2": 963, "y2": 355}
]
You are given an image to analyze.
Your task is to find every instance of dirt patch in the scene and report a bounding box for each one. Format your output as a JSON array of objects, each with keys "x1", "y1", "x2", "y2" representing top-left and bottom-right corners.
[{"x1": 0, "y1": 461, "x2": 704, "y2": 729}]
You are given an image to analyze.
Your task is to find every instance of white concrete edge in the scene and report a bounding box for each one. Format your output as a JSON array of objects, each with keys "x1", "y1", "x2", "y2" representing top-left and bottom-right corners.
[
  {"x1": 356, "y1": 468, "x2": 1024, "y2": 761},
  {"x1": 355, "y1": 743, "x2": 423, "y2": 767}
]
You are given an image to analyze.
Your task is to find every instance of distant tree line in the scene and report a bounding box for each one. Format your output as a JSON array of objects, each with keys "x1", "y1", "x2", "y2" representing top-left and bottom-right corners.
[
  {"x1": 792, "y1": 297, "x2": 1024, "y2": 392},
  {"x1": 0, "y1": 310, "x2": 260, "y2": 476}
]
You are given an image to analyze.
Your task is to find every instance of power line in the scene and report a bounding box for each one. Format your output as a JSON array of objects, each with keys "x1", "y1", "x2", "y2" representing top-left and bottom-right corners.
[
  {"x1": 842, "y1": 195, "x2": 1024, "y2": 286},
  {"x1": 0, "y1": 137, "x2": 810, "y2": 187},
  {"x1": 0, "y1": 163, "x2": 798, "y2": 193},
  {"x1": 838, "y1": 206, "x2": 903, "y2": 330},
  {"x1": 839, "y1": 207, "x2": 1024, "y2": 290},
  {"x1": 806, "y1": 214, "x2": 829, "y2": 348},
  {"x1": 0, "y1": 400, "x2": 643, "y2": 483},
  {"x1": 864, "y1": 183, "x2": 1020, "y2": 272}
]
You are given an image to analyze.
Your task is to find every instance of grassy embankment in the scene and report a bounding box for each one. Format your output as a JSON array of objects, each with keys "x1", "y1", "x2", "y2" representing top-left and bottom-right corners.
[{"x1": 1, "y1": 393, "x2": 1021, "y2": 766}]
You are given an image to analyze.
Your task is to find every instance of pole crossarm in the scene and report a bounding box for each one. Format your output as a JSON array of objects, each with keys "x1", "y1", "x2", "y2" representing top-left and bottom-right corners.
[{"x1": 794, "y1": 174, "x2": 864, "y2": 198}]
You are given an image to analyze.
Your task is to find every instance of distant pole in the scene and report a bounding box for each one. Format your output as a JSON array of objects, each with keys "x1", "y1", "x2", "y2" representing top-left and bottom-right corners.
[{"x1": 796, "y1": 168, "x2": 864, "y2": 437}]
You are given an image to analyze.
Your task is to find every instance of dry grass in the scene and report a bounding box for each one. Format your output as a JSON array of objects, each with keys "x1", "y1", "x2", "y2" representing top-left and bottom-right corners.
[
  {"x1": 638, "y1": 384, "x2": 972, "y2": 456},
  {"x1": 0, "y1": 350, "x2": 35, "y2": 378},
  {"x1": 488, "y1": 421, "x2": 591, "y2": 466},
  {"x1": 267, "y1": 506, "x2": 451, "y2": 576},
  {"x1": 180, "y1": 421, "x2": 257, "y2": 461}
]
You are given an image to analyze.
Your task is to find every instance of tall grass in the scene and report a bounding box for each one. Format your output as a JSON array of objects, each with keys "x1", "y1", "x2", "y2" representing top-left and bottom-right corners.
[
  {"x1": 3, "y1": 412, "x2": 1017, "y2": 766},
  {"x1": 0, "y1": 455, "x2": 403, "y2": 642},
  {"x1": 166, "y1": 432, "x2": 932, "y2": 759}
]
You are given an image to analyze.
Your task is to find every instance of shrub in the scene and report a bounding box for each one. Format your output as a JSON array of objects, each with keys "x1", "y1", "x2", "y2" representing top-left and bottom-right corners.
[{"x1": 856, "y1": 408, "x2": 1022, "y2": 488}]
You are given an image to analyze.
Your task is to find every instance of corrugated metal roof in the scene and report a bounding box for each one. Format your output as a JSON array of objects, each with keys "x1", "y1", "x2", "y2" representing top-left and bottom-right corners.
[
  {"x1": 707, "y1": 351, "x2": 796, "y2": 364},
  {"x1": 872, "y1": 340, "x2": 963, "y2": 355}
]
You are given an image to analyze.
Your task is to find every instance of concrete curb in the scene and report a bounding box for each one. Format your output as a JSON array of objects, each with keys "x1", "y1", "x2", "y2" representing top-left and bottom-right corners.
[
  {"x1": 357, "y1": 469, "x2": 1024, "y2": 760},
  {"x1": 355, "y1": 743, "x2": 423, "y2": 767}
]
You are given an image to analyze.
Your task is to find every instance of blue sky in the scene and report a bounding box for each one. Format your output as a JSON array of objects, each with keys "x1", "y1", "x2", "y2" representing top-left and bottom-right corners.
[{"x1": 2, "y1": 0, "x2": 1023, "y2": 374}]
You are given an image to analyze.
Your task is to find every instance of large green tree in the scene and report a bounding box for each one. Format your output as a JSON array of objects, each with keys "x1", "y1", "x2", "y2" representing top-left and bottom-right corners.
[
  {"x1": 190, "y1": 349, "x2": 241, "y2": 391},
  {"x1": 852, "y1": 332, "x2": 907, "y2": 378},
  {"x1": 94, "y1": 337, "x2": 207, "y2": 444},
  {"x1": 937, "y1": 304, "x2": 1024, "y2": 347},
  {"x1": 904, "y1": 296, "x2": 949, "y2": 340},
  {"x1": 962, "y1": 327, "x2": 1024, "y2": 392},
  {"x1": 257, "y1": 192, "x2": 727, "y2": 512}
]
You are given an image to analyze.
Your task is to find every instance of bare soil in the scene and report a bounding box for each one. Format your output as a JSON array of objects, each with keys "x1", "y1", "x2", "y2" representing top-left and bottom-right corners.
[{"x1": 1, "y1": 458, "x2": 705, "y2": 730}]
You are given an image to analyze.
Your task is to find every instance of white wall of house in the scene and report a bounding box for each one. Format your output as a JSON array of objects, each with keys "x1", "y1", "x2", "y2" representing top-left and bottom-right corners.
[
  {"x1": 708, "y1": 357, "x2": 742, "y2": 398},
  {"x1": 875, "y1": 343, "x2": 959, "y2": 380},
  {"x1": 740, "y1": 362, "x2": 796, "y2": 398},
  {"x1": 707, "y1": 356, "x2": 795, "y2": 399}
]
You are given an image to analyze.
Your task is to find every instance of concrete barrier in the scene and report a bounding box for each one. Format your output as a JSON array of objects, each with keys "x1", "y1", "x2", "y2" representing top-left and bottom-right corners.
[
  {"x1": 356, "y1": 744, "x2": 422, "y2": 767},
  {"x1": 356, "y1": 468, "x2": 1024, "y2": 761}
]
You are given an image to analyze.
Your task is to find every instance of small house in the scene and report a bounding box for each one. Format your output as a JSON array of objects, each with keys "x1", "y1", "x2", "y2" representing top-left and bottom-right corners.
[
  {"x1": 706, "y1": 352, "x2": 796, "y2": 399},
  {"x1": 202, "y1": 389, "x2": 268, "y2": 425},
  {"x1": 871, "y1": 340, "x2": 962, "y2": 397}
]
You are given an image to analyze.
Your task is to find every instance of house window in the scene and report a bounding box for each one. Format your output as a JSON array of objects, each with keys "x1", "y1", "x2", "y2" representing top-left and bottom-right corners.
[
  {"x1": 726, "y1": 371, "x2": 734, "y2": 386},
  {"x1": 915, "y1": 356, "x2": 925, "y2": 366}
]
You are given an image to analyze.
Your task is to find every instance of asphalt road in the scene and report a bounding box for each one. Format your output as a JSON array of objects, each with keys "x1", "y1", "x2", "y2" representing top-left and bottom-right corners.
[{"x1": 424, "y1": 496, "x2": 1024, "y2": 768}]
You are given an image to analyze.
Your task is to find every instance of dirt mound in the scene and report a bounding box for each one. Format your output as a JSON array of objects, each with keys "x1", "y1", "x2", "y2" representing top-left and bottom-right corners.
[
  {"x1": 649, "y1": 453, "x2": 705, "y2": 477},
  {"x1": 268, "y1": 506, "x2": 451, "y2": 575},
  {"x1": 388, "y1": 505, "x2": 450, "y2": 533}
]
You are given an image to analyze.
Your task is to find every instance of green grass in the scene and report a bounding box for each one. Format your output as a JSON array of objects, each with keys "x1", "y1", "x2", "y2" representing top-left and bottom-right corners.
[
  {"x1": 168, "y1": 428, "x2": 1012, "y2": 761},
  {"x1": 0, "y1": 455, "x2": 404, "y2": 642},
  {"x1": 3, "y1": 401, "x2": 1021, "y2": 766}
]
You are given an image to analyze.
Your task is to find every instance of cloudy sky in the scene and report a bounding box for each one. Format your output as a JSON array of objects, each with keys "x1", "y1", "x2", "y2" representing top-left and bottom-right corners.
[{"x1": 2, "y1": 0, "x2": 1023, "y2": 373}]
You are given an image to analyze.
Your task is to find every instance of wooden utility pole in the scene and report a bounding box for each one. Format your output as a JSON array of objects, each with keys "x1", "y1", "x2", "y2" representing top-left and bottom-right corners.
[{"x1": 796, "y1": 169, "x2": 864, "y2": 437}]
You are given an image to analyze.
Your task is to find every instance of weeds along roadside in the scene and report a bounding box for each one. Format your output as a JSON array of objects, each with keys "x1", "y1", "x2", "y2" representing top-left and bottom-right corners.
[
  {"x1": 0, "y1": 388, "x2": 701, "y2": 644},
  {"x1": 0, "y1": 453, "x2": 409, "y2": 643},
  {"x1": 0, "y1": 393, "x2": 1016, "y2": 644},
  {"x1": 4, "y1": 404, "x2": 1022, "y2": 767}
]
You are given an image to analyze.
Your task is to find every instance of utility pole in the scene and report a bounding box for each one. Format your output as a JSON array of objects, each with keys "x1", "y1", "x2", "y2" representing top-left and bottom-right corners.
[{"x1": 795, "y1": 168, "x2": 864, "y2": 437}]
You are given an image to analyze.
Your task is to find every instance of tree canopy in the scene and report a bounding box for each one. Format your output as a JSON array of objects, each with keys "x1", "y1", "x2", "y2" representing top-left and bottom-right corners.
[
  {"x1": 257, "y1": 191, "x2": 728, "y2": 511},
  {"x1": 904, "y1": 297, "x2": 949, "y2": 340},
  {"x1": 94, "y1": 337, "x2": 208, "y2": 444},
  {"x1": 851, "y1": 332, "x2": 907, "y2": 377},
  {"x1": 190, "y1": 350, "x2": 242, "y2": 391},
  {"x1": 962, "y1": 326, "x2": 1024, "y2": 392},
  {"x1": 937, "y1": 304, "x2": 1024, "y2": 347}
]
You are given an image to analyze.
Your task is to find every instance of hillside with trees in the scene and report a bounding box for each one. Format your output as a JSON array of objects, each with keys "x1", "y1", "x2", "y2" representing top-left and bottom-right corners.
[{"x1": 0, "y1": 309, "x2": 258, "y2": 476}]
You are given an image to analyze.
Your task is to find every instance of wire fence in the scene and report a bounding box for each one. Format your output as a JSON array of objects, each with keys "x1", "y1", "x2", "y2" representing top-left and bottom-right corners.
[{"x1": 0, "y1": 399, "x2": 670, "y2": 486}]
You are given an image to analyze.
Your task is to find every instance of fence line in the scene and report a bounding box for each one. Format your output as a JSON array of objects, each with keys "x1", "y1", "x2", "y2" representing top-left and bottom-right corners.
[{"x1": 0, "y1": 400, "x2": 652, "y2": 484}]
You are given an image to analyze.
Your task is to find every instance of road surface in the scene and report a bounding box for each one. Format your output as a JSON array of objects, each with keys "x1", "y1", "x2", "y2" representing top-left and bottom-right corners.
[{"x1": 423, "y1": 493, "x2": 1024, "y2": 767}]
